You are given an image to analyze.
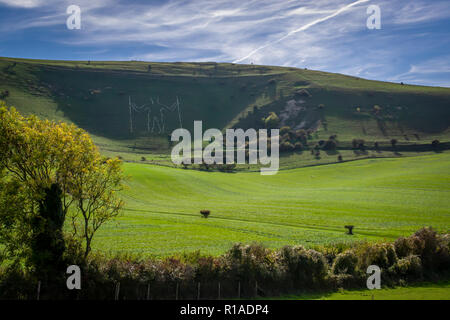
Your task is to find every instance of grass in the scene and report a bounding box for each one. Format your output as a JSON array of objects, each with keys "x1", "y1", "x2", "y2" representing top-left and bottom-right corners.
[
  {"x1": 278, "y1": 281, "x2": 450, "y2": 300},
  {"x1": 92, "y1": 151, "x2": 450, "y2": 257}
]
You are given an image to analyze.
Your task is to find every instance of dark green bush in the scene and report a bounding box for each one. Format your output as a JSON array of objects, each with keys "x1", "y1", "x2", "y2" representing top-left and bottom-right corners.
[
  {"x1": 389, "y1": 255, "x2": 422, "y2": 279},
  {"x1": 332, "y1": 251, "x2": 358, "y2": 275},
  {"x1": 357, "y1": 243, "x2": 397, "y2": 270},
  {"x1": 394, "y1": 237, "x2": 415, "y2": 258},
  {"x1": 280, "y1": 246, "x2": 327, "y2": 287},
  {"x1": 323, "y1": 139, "x2": 337, "y2": 150},
  {"x1": 280, "y1": 141, "x2": 295, "y2": 152},
  {"x1": 280, "y1": 126, "x2": 291, "y2": 135},
  {"x1": 294, "y1": 142, "x2": 303, "y2": 150}
]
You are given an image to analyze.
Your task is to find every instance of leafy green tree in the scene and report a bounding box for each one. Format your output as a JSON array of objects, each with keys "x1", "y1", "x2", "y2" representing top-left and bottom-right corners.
[
  {"x1": 263, "y1": 112, "x2": 280, "y2": 129},
  {"x1": 0, "y1": 103, "x2": 125, "y2": 266}
]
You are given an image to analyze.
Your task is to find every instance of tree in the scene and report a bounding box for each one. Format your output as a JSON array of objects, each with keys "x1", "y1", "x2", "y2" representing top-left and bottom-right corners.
[
  {"x1": 323, "y1": 139, "x2": 337, "y2": 151},
  {"x1": 280, "y1": 141, "x2": 295, "y2": 152},
  {"x1": 280, "y1": 126, "x2": 291, "y2": 135},
  {"x1": 390, "y1": 138, "x2": 398, "y2": 149},
  {"x1": 352, "y1": 138, "x2": 365, "y2": 150},
  {"x1": 200, "y1": 210, "x2": 210, "y2": 218},
  {"x1": 0, "y1": 103, "x2": 125, "y2": 263},
  {"x1": 431, "y1": 139, "x2": 440, "y2": 149},
  {"x1": 263, "y1": 112, "x2": 280, "y2": 129}
]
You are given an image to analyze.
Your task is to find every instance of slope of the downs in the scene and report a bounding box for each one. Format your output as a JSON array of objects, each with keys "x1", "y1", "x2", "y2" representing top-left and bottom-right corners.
[
  {"x1": 0, "y1": 57, "x2": 449, "y2": 159},
  {"x1": 92, "y1": 152, "x2": 450, "y2": 256}
]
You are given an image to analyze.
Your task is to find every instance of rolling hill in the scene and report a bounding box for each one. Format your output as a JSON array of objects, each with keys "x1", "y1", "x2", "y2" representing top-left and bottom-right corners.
[{"x1": 1, "y1": 57, "x2": 449, "y2": 165}]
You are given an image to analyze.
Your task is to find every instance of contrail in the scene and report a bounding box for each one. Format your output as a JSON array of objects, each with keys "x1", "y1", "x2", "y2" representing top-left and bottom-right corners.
[{"x1": 233, "y1": 0, "x2": 370, "y2": 63}]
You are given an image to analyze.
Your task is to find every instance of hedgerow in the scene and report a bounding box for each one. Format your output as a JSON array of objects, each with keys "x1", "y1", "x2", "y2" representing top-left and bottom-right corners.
[{"x1": 0, "y1": 227, "x2": 448, "y2": 299}]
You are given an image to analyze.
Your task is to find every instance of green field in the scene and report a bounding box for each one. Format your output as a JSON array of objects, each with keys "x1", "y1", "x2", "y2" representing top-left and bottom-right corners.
[
  {"x1": 92, "y1": 151, "x2": 450, "y2": 257},
  {"x1": 278, "y1": 281, "x2": 450, "y2": 300}
]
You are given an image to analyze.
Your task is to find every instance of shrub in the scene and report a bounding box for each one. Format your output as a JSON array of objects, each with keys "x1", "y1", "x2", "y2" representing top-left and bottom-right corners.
[
  {"x1": 280, "y1": 246, "x2": 327, "y2": 286},
  {"x1": 200, "y1": 210, "x2": 210, "y2": 218},
  {"x1": 389, "y1": 255, "x2": 422, "y2": 279},
  {"x1": 390, "y1": 139, "x2": 397, "y2": 148},
  {"x1": 141, "y1": 156, "x2": 146, "y2": 161},
  {"x1": 294, "y1": 129, "x2": 307, "y2": 144},
  {"x1": 264, "y1": 112, "x2": 280, "y2": 129},
  {"x1": 0, "y1": 90, "x2": 9, "y2": 99},
  {"x1": 432, "y1": 140, "x2": 440, "y2": 149},
  {"x1": 280, "y1": 126, "x2": 291, "y2": 135},
  {"x1": 281, "y1": 133, "x2": 291, "y2": 144},
  {"x1": 394, "y1": 237, "x2": 415, "y2": 258},
  {"x1": 332, "y1": 251, "x2": 358, "y2": 275},
  {"x1": 411, "y1": 227, "x2": 439, "y2": 269},
  {"x1": 357, "y1": 243, "x2": 397, "y2": 270},
  {"x1": 338, "y1": 155, "x2": 343, "y2": 162},
  {"x1": 328, "y1": 273, "x2": 360, "y2": 290},
  {"x1": 294, "y1": 142, "x2": 303, "y2": 150},
  {"x1": 1, "y1": 229, "x2": 449, "y2": 299},
  {"x1": 323, "y1": 139, "x2": 337, "y2": 150},
  {"x1": 225, "y1": 243, "x2": 275, "y2": 283},
  {"x1": 280, "y1": 141, "x2": 295, "y2": 152},
  {"x1": 352, "y1": 139, "x2": 365, "y2": 150},
  {"x1": 435, "y1": 234, "x2": 450, "y2": 271},
  {"x1": 373, "y1": 105, "x2": 381, "y2": 114}
]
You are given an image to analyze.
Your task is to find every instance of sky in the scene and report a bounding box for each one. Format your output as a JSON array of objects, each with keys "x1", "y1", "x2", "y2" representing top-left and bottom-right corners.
[{"x1": 0, "y1": 0, "x2": 449, "y2": 87}]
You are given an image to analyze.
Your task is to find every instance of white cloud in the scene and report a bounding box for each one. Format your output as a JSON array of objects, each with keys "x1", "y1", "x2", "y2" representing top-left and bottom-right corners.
[{"x1": 0, "y1": 0, "x2": 43, "y2": 8}]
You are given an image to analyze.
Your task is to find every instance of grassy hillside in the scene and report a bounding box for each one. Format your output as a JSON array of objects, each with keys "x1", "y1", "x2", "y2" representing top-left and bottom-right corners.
[
  {"x1": 91, "y1": 152, "x2": 450, "y2": 257},
  {"x1": 0, "y1": 57, "x2": 449, "y2": 165}
]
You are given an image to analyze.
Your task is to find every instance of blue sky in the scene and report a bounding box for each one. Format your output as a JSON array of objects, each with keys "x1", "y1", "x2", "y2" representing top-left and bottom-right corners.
[{"x1": 0, "y1": 0, "x2": 449, "y2": 87}]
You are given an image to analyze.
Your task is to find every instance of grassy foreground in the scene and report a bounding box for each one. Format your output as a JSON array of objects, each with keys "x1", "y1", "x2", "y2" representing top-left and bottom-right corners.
[
  {"x1": 92, "y1": 151, "x2": 450, "y2": 257},
  {"x1": 279, "y1": 281, "x2": 450, "y2": 300}
]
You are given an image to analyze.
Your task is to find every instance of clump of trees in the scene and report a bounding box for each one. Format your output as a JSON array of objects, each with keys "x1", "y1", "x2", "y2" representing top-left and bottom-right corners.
[
  {"x1": 323, "y1": 136, "x2": 337, "y2": 151},
  {"x1": 0, "y1": 103, "x2": 125, "y2": 279},
  {"x1": 352, "y1": 138, "x2": 365, "y2": 151},
  {"x1": 278, "y1": 127, "x2": 309, "y2": 152}
]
